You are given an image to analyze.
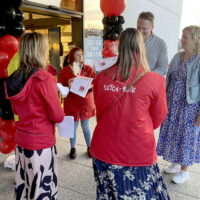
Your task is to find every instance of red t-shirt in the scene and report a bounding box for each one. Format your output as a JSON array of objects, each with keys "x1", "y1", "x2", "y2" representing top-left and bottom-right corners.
[{"x1": 90, "y1": 66, "x2": 167, "y2": 166}]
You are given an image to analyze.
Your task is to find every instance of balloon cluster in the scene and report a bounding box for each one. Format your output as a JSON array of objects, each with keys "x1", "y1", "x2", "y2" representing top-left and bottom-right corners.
[
  {"x1": 0, "y1": 35, "x2": 19, "y2": 79},
  {"x1": 0, "y1": 0, "x2": 25, "y2": 154},
  {"x1": 0, "y1": 0, "x2": 25, "y2": 38},
  {"x1": 102, "y1": 15, "x2": 125, "y2": 41},
  {"x1": 0, "y1": 118, "x2": 16, "y2": 154},
  {"x1": 102, "y1": 40, "x2": 119, "y2": 58},
  {"x1": 100, "y1": 0, "x2": 126, "y2": 58}
]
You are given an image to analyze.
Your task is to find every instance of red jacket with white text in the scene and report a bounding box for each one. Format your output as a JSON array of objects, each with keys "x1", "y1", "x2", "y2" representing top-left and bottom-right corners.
[{"x1": 90, "y1": 66, "x2": 167, "y2": 166}]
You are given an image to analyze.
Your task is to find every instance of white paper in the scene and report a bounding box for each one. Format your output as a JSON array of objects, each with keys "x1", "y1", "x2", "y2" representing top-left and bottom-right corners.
[
  {"x1": 57, "y1": 83, "x2": 69, "y2": 98},
  {"x1": 70, "y1": 76, "x2": 93, "y2": 98},
  {"x1": 94, "y1": 56, "x2": 118, "y2": 72},
  {"x1": 57, "y1": 116, "x2": 74, "y2": 138}
]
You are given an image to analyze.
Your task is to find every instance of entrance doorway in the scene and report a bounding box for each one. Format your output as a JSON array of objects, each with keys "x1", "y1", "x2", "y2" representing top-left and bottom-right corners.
[{"x1": 23, "y1": 12, "x2": 73, "y2": 72}]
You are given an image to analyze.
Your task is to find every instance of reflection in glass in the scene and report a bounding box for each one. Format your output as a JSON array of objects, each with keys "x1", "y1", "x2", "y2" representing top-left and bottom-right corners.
[{"x1": 84, "y1": 0, "x2": 103, "y2": 66}]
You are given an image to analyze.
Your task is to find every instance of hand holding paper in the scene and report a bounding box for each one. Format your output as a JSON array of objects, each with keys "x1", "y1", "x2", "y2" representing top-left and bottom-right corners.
[
  {"x1": 57, "y1": 83, "x2": 69, "y2": 98},
  {"x1": 70, "y1": 76, "x2": 93, "y2": 98}
]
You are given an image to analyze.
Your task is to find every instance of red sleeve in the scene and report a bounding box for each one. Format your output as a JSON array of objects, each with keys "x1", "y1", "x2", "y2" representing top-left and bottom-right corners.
[
  {"x1": 84, "y1": 65, "x2": 96, "y2": 79},
  {"x1": 87, "y1": 66, "x2": 96, "y2": 85},
  {"x1": 58, "y1": 68, "x2": 69, "y2": 87},
  {"x1": 40, "y1": 76, "x2": 64, "y2": 123},
  {"x1": 149, "y1": 78, "x2": 167, "y2": 129},
  {"x1": 90, "y1": 66, "x2": 96, "y2": 79}
]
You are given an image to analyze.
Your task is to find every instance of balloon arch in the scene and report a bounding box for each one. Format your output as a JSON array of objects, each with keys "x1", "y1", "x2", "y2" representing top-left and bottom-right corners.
[
  {"x1": 100, "y1": 0, "x2": 126, "y2": 58},
  {"x1": 0, "y1": 0, "x2": 25, "y2": 154}
]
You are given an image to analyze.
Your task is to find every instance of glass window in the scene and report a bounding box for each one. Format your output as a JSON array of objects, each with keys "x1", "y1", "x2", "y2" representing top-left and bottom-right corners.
[
  {"x1": 84, "y1": 0, "x2": 103, "y2": 66},
  {"x1": 23, "y1": 12, "x2": 72, "y2": 69}
]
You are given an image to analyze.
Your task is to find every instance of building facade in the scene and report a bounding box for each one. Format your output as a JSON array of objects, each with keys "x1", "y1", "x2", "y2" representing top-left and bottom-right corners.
[
  {"x1": 21, "y1": 0, "x2": 184, "y2": 69},
  {"x1": 22, "y1": 0, "x2": 84, "y2": 71}
]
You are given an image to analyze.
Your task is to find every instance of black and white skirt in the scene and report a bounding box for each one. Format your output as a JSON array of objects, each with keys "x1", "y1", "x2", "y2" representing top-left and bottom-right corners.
[{"x1": 15, "y1": 145, "x2": 58, "y2": 200}]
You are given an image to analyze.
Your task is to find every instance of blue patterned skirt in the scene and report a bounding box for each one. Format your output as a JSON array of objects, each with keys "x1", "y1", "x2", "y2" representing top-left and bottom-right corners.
[{"x1": 93, "y1": 158, "x2": 170, "y2": 200}]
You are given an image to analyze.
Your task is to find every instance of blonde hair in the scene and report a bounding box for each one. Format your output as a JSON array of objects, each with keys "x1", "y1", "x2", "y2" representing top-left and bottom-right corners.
[
  {"x1": 113, "y1": 28, "x2": 150, "y2": 81},
  {"x1": 183, "y1": 25, "x2": 200, "y2": 53},
  {"x1": 17, "y1": 32, "x2": 48, "y2": 78}
]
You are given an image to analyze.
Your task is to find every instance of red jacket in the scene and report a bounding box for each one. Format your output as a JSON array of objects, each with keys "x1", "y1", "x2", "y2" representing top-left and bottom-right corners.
[
  {"x1": 90, "y1": 66, "x2": 167, "y2": 166},
  {"x1": 58, "y1": 64, "x2": 96, "y2": 121},
  {"x1": 5, "y1": 68, "x2": 64, "y2": 150}
]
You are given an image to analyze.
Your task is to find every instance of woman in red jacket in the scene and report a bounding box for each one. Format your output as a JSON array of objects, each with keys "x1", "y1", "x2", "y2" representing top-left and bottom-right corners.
[
  {"x1": 90, "y1": 28, "x2": 170, "y2": 199},
  {"x1": 59, "y1": 48, "x2": 96, "y2": 159},
  {"x1": 5, "y1": 32, "x2": 64, "y2": 200}
]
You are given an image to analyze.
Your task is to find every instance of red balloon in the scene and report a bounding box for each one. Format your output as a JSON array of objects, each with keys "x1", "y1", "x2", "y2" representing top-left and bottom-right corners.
[
  {"x1": 1, "y1": 119, "x2": 16, "y2": 132},
  {"x1": 0, "y1": 51, "x2": 9, "y2": 78},
  {"x1": 0, "y1": 119, "x2": 16, "y2": 138},
  {"x1": 0, "y1": 119, "x2": 16, "y2": 154},
  {"x1": 0, "y1": 35, "x2": 19, "y2": 59},
  {"x1": 13, "y1": 145, "x2": 16, "y2": 152},
  {"x1": 104, "y1": 40, "x2": 113, "y2": 49},
  {"x1": 102, "y1": 48, "x2": 110, "y2": 56},
  {"x1": 109, "y1": 45, "x2": 118, "y2": 56},
  {"x1": 16, "y1": 37, "x2": 20, "y2": 44},
  {"x1": 0, "y1": 118, "x2": 5, "y2": 130},
  {"x1": 109, "y1": 51, "x2": 116, "y2": 57},
  {"x1": 104, "y1": 54, "x2": 110, "y2": 58},
  {"x1": 0, "y1": 67, "x2": 8, "y2": 79},
  {"x1": 102, "y1": 39, "x2": 119, "y2": 58},
  {"x1": 100, "y1": 0, "x2": 126, "y2": 16},
  {"x1": 1, "y1": 130, "x2": 15, "y2": 143},
  {"x1": 0, "y1": 140, "x2": 15, "y2": 154},
  {"x1": 114, "y1": 40, "x2": 119, "y2": 46}
]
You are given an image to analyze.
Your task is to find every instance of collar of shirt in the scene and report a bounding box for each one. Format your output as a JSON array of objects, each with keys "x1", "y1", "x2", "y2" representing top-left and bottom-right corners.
[{"x1": 145, "y1": 33, "x2": 154, "y2": 44}]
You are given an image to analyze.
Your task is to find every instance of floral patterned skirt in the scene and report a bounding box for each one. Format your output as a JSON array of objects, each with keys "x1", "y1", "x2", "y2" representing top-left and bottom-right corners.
[
  {"x1": 93, "y1": 158, "x2": 170, "y2": 200},
  {"x1": 15, "y1": 145, "x2": 58, "y2": 200}
]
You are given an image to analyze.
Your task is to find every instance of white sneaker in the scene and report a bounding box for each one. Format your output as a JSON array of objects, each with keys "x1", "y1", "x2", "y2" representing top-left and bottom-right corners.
[
  {"x1": 164, "y1": 163, "x2": 181, "y2": 174},
  {"x1": 172, "y1": 170, "x2": 189, "y2": 184}
]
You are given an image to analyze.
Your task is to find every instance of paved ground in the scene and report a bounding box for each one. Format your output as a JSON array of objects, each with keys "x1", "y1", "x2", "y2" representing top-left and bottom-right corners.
[{"x1": 0, "y1": 117, "x2": 200, "y2": 200}]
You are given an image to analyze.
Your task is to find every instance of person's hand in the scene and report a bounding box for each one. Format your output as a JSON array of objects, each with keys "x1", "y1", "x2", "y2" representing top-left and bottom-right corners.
[
  {"x1": 90, "y1": 84, "x2": 93, "y2": 89},
  {"x1": 195, "y1": 114, "x2": 200, "y2": 127},
  {"x1": 68, "y1": 78, "x2": 75, "y2": 89}
]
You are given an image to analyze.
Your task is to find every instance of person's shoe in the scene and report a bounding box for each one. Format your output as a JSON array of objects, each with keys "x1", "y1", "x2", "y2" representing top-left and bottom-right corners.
[
  {"x1": 172, "y1": 170, "x2": 189, "y2": 184},
  {"x1": 164, "y1": 163, "x2": 181, "y2": 174},
  {"x1": 87, "y1": 147, "x2": 92, "y2": 158},
  {"x1": 70, "y1": 148, "x2": 77, "y2": 159}
]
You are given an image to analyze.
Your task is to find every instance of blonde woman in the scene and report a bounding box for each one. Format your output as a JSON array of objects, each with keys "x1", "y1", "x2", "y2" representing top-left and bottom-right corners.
[
  {"x1": 157, "y1": 26, "x2": 200, "y2": 184},
  {"x1": 5, "y1": 32, "x2": 64, "y2": 199},
  {"x1": 90, "y1": 28, "x2": 170, "y2": 199}
]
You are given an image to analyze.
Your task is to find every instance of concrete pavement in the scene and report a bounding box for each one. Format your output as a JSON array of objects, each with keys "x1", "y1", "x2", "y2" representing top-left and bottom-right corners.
[{"x1": 0, "y1": 117, "x2": 200, "y2": 200}]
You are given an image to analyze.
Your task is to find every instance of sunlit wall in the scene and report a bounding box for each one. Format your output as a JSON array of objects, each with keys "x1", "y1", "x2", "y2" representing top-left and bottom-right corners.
[{"x1": 122, "y1": 0, "x2": 183, "y2": 61}]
